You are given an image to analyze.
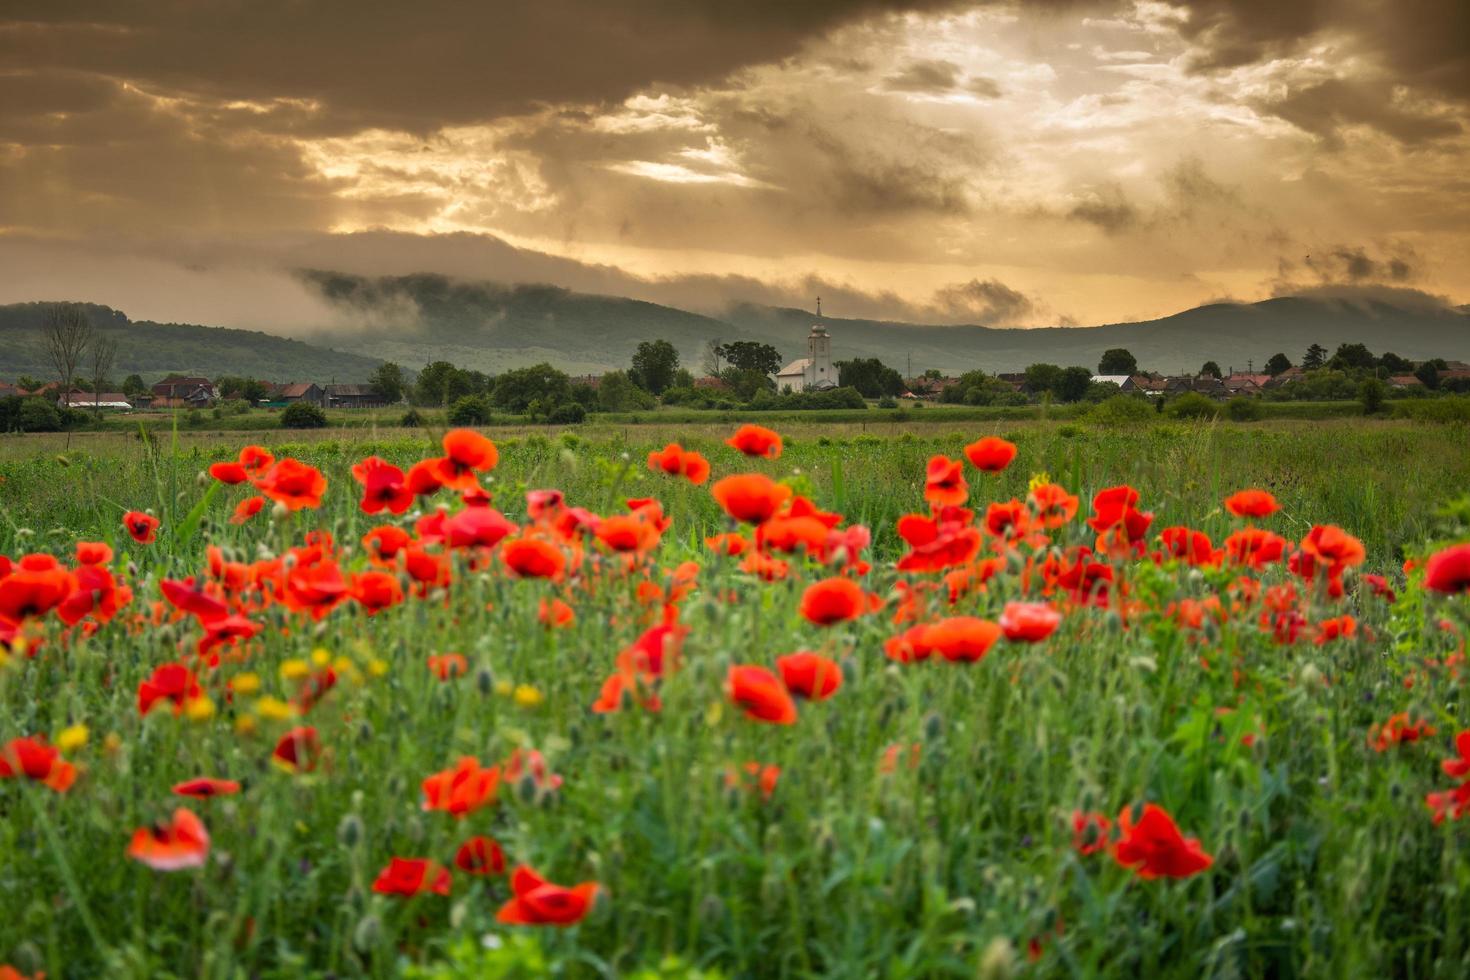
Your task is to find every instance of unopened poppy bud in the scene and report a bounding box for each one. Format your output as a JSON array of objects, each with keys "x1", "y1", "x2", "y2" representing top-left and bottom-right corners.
[
  {"x1": 1187, "y1": 568, "x2": 1205, "y2": 587},
  {"x1": 1298, "y1": 663, "x2": 1324, "y2": 689},
  {"x1": 272, "y1": 500, "x2": 291, "y2": 523},
  {"x1": 841, "y1": 658, "x2": 858, "y2": 685},
  {"x1": 127, "y1": 559, "x2": 139, "y2": 578},
  {"x1": 978, "y1": 937, "x2": 1017, "y2": 980},
  {"x1": 450, "y1": 900, "x2": 467, "y2": 930},
  {"x1": 699, "y1": 893, "x2": 725, "y2": 924},
  {"x1": 1006, "y1": 550, "x2": 1027, "y2": 575},
  {"x1": 923, "y1": 711, "x2": 944, "y2": 742},
  {"x1": 10, "y1": 940, "x2": 42, "y2": 976},
  {"x1": 1103, "y1": 610, "x2": 1122, "y2": 632},
  {"x1": 337, "y1": 813, "x2": 363, "y2": 849},
  {"x1": 475, "y1": 667, "x2": 495, "y2": 696},
  {"x1": 353, "y1": 914, "x2": 382, "y2": 953},
  {"x1": 358, "y1": 721, "x2": 374, "y2": 742},
  {"x1": 196, "y1": 470, "x2": 209, "y2": 486},
  {"x1": 516, "y1": 773, "x2": 539, "y2": 804},
  {"x1": 1202, "y1": 618, "x2": 1220, "y2": 642}
]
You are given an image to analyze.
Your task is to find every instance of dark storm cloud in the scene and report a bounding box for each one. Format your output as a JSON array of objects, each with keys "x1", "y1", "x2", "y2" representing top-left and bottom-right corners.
[
  {"x1": 930, "y1": 278, "x2": 1036, "y2": 324},
  {"x1": 1064, "y1": 160, "x2": 1239, "y2": 235},
  {"x1": 1265, "y1": 79, "x2": 1462, "y2": 147},
  {"x1": 0, "y1": 1, "x2": 966, "y2": 135},
  {"x1": 1067, "y1": 184, "x2": 1139, "y2": 234},
  {"x1": 1301, "y1": 244, "x2": 1421, "y2": 284}
]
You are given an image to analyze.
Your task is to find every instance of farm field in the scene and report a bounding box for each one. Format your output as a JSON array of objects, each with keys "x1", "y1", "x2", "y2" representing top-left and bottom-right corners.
[{"x1": 2, "y1": 417, "x2": 1470, "y2": 978}]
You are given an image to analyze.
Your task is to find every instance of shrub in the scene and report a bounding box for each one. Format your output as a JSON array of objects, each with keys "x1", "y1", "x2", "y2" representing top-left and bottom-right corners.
[
  {"x1": 546, "y1": 403, "x2": 586, "y2": 425},
  {"x1": 1168, "y1": 392, "x2": 1220, "y2": 419},
  {"x1": 281, "y1": 401, "x2": 328, "y2": 429},
  {"x1": 1360, "y1": 378, "x2": 1386, "y2": 415},
  {"x1": 448, "y1": 395, "x2": 493, "y2": 426},
  {"x1": 17, "y1": 397, "x2": 61, "y2": 432},
  {"x1": 1087, "y1": 394, "x2": 1153, "y2": 424},
  {"x1": 1226, "y1": 396, "x2": 1264, "y2": 421},
  {"x1": 220, "y1": 399, "x2": 252, "y2": 416},
  {"x1": 400, "y1": 408, "x2": 425, "y2": 428},
  {"x1": 878, "y1": 395, "x2": 898, "y2": 409}
]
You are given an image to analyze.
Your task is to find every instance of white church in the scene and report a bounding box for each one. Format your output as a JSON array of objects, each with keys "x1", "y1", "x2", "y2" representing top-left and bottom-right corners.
[{"x1": 773, "y1": 302, "x2": 838, "y2": 392}]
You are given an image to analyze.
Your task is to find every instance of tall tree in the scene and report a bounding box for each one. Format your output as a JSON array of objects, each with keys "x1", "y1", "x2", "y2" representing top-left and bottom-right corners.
[
  {"x1": 1264, "y1": 352, "x2": 1292, "y2": 376},
  {"x1": 88, "y1": 334, "x2": 118, "y2": 415},
  {"x1": 701, "y1": 338, "x2": 724, "y2": 378},
  {"x1": 43, "y1": 304, "x2": 92, "y2": 400},
  {"x1": 1328, "y1": 343, "x2": 1375, "y2": 371},
  {"x1": 369, "y1": 362, "x2": 406, "y2": 404},
  {"x1": 719, "y1": 341, "x2": 783, "y2": 376},
  {"x1": 1302, "y1": 343, "x2": 1328, "y2": 370},
  {"x1": 836, "y1": 358, "x2": 904, "y2": 398},
  {"x1": 1097, "y1": 348, "x2": 1138, "y2": 375},
  {"x1": 1055, "y1": 366, "x2": 1094, "y2": 402},
  {"x1": 1200, "y1": 361, "x2": 1222, "y2": 379},
  {"x1": 630, "y1": 340, "x2": 679, "y2": 395},
  {"x1": 1378, "y1": 351, "x2": 1413, "y2": 374}
]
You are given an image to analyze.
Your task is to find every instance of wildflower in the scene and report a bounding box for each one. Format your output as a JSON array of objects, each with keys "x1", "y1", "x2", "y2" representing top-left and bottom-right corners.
[
  {"x1": 1425, "y1": 543, "x2": 1470, "y2": 594},
  {"x1": 727, "y1": 665, "x2": 798, "y2": 724},
  {"x1": 362, "y1": 525, "x2": 412, "y2": 566},
  {"x1": 351, "y1": 456, "x2": 414, "y2": 515},
  {"x1": 422, "y1": 757, "x2": 501, "y2": 817},
  {"x1": 647, "y1": 443, "x2": 711, "y2": 484},
  {"x1": 1071, "y1": 810, "x2": 1112, "y2": 856},
  {"x1": 432, "y1": 429, "x2": 499, "y2": 490},
  {"x1": 1029, "y1": 482, "x2": 1079, "y2": 529},
  {"x1": 1112, "y1": 803, "x2": 1213, "y2": 879},
  {"x1": 964, "y1": 436, "x2": 1017, "y2": 473},
  {"x1": 455, "y1": 835, "x2": 506, "y2": 876},
  {"x1": 1313, "y1": 615, "x2": 1357, "y2": 644},
  {"x1": 1224, "y1": 527, "x2": 1289, "y2": 569},
  {"x1": 923, "y1": 455, "x2": 968, "y2": 508},
  {"x1": 56, "y1": 724, "x2": 88, "y2": 753},
  {"x1": 999, "y1": 602, "x2": 1062, "y2": 643},
  {"x1": 209, "y1": 461, "x2": 249, "y2": 484},
  {"x1": 799, "y1": 576, "x2": 879, "y2": 626},
  {"x1": 230, "y1": 495, "x2": 266, "y2": 524},
  {"x1": 705, "y1": 532, "x2": 750, "y2": 556},
  {"x1": 173, "y1": 777, "x2": 242, "y2": 797},
  {"x1": 925, "y1": 616, "x2": 1002, "y2": 663},
  {"x1": 238, "y1": 445, "x2": 274, "y2": 472},
  {"x1": 253, "y1": 458, "x2": 327, "y2": 511},
  {"x1": 776, "y1": 652, "x2": 843, "y2": 700},
  {"x1": 1441, "y1": 730, "x2": 1470, "y2": 779},
  {"x1": 878, "y1": 742, "x2": 922, "y2": 774},
  {"x1": 1369, "y1": 713, "x2": 1436, "y2": 752},
  {"x1": 372, "y1": 857, "x2": 451, "y2": 896},
  {"x1": 711, "y1": 474, "x2": 791, "y2": 524},
  {"x1": 271, "y1": 726, "x2": 321, "y2": 773},
  {"x1": 138, "y1": 662, "x2": 203, "y2": 716},
  {"x1": 350, "y1": 571, "x2": 405, "y2": 615},
  {"x1": 428, "y1": 653, "x2": 469, "y2": 680},
  {"x1": 75, "y1": 541, "x2": 113, "y2": 565},
  {"x1": 1224, "y1": 489, "x2": 1280, "y2": 518},
  {"x1": 444, "y1": 507, "x2": 517, "y2": 550},
  {"x1": 538, "y1": 597, "x2": 575, "y2": 628},
  {"x1": 123, "y1": 511, "x2": 159, "y2": 544},
  {"x1": 502, "y1": 748, "x2": 563, "y2": 791},
  {"x1": 514, "y1": 684, "x2": 544, "y2": 708},
  {"x1": 127, "y1": 808, "x2": 210, "y2": 871},
  {"x1": 724, "y1": 761, "x2": 781, "y2": 800},
  {"x1": 501, "y1": 537, "x2": 566, "y2": 579},
  {"x1": 496, "y1": 865, "x2": 601, "y2": 926},
  {"x1": 884, "y1": 624, "x2": 937, "y2": 664},
  {"x1": 726, "y1": 424, "x2": 783, "y2": 459},
  {"x1": 0, "y1": 736, "x2": 77, "y2": 792}
]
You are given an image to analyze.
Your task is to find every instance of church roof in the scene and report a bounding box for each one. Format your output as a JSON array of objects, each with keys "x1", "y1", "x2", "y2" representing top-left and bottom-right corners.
[{"x1": 775, "y1": 358, "x2": 810, "y2": 376}]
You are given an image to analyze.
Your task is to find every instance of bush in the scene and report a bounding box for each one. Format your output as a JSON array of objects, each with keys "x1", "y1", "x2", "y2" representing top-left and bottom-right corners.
[
  {"x1": 877, "y1": 395, "x2": 898, "y2": 409},
  {"x1": 1226, "y1": 396, "x2": 1264, "y2": 421},
  {"x1": 546, "y1": 403, "x2": 586, "y2": 425},
  {"x1": 1087, "y1": 394, "x2": 1153, "y2": 424},
  {"x1": 281, "y1": 401, "x2": 328, "y2": 429},
  {"x1": 448, "y1": 395, "x2": 493, "y2": 426},
  {"x1": 220, "y1": 399, "x2": 252, "y2": 416},
  {"x1": 400, "y1": 408, "x2": 425, "y2": 428},
  {"x1": 1360, "y1": 378, "x2": 1386, "y2": 415},
  {"x1": 17, "y1": 397, "x2": 61, "y2": 432},
  {"x1": 1168, "y1": 392, "x2": 1221, "y2": 420}
]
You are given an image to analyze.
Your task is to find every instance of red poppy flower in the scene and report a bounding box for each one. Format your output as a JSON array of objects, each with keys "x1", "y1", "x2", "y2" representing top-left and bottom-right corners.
[
  {"x1": 727, "y1": 665, "x2": 798, "y2": 724},
  {"x1": 923, "y1": 455, "x2": 968, "y2": 508},
  {"x1": 776, "y1": 651, "x2": 843, "y2": 700},
  {"x1": 539, "y1": 597, "x2": 576, "y2": 628},
  {"x1": 595, "y1": 514, "x2": 661, "y2": 554},
  {"x1": 705, "y1": 532, "x2": 750, "y2": 556},
  {"x1": 1426, "y1": 782, "x2": 1470, "y2": 824},
  {"x1": 895, "y1": 508, "x2": 983, "y2": 573},
  {"x1": 502, "y1": 537, "x2": 566, "y2": 579},
  {"x1": 1368, "y1": 713, "x2": 1437, "y2": 752},
  {"x1": 1029, "y1": 482, "x2": 1079, "y2": 529},
  {"x1": 1159, "y1": 526, "x2": 1218, "y2": 566},
  {"x1": 1441, "y1": 730, "x2": 1470, "y2": 779},
  {"x1": 1313, "y1": 614, "x2": 1357, "y2": 644},
  {"x1": 799, "y1": 576, "x2": 878, "y2": 626},
  {"x1": 127, "y1": 808, "x2": 210, "y2": 871},
  {"x1": 591, "y1": 669, "x2": 663, "y2": 714},
  {"x1": 351, "y1": 456, "x2": 414, "y2": 515},
  {"x1": 406, "y1": 458, "x2": 446, "y2": 497},
  {"x1": 455, "y1": 835, "x2": 507, "y2": 876},
  {"x1": 283, "y1": 560, "x2": 349, "y2": 620},
  {"x1": 209, "y1": 461, "x2": 249, "y2": 484},
  {"x1": 925, "y1": 616, "x2": 1002, "y2": 662},
  {"x1": 445, "y1": 506, "x2": 517, "y2": 550},
  {"x1": 1361, "y1": 573, "x2": 1396, "y2": 602},
  {"x1": 884, "y1": 624, "x2": 937, "y2": 663},
  {"x1": 1425, "y1": 543, "x2": 1470, "y2": 594},
  {"x1": 0, "y1": 736, "x2": 77, "y2": 792},
  {"x1": 373, "y1": 857, "x2": 452, "y2": 897},
  {"x1": 172, "y1": 777, "x2": 242, "y2": 797},
  {"x1": 432, "y1": 429, "x2": 499, "y2": 490},
  {"x1": 253, "y1": 458, "x2": 327, "y2": 511},
  {"x1": 427, "y1": 652, "x2": 469, "y2": 680},
  {"x1": 160, "y1": 577, "x2": 229, "y2": 621},
  {"x1": 999, "y1": 602, "x2": 1061, "y2": 642},
  {"x1": 502, "y1": 747, "x2": 564, "y2": 792},
  {"x1": 711, "y1": 474, "x2": 792, "y2": 524},
  {"x1": 726, "y1": 424, "x2": 783, "y2": 459},
  {"x1": 75, "y1": 541, "x2": 113, "y2": 565},
  {"x1": 496, "y1": 865, "x2": 601, "y2": 926},
  {"x1": 1112, "y1": 803, "x2": 1213, "y2": 879},
  {"x1": 647, "y1": 443, "x2": 711, "y2": 484},
  {"x1": 1299, "y1": 525, "x2": 1366, "y2": 577},
  {"x1": 351, "y1": 571, "x2": 404, "y2": 615},
  {"x1": 138, "y1": 662, "x2": 203, "y2": 716},
  {"x1": 1223, "y1": 528, "x2": 1289, "y2": 569},
  {"x1": 422, "y1": 757, "x2": 501, "y2": 817},
  {"x1": 724, "y1": 761, "x2": 781, "y2": 800},
  {"x1": 238, "y1": 445, "x2": 274, "y2": 472},
  {"x1": 230, "y1": 495, "x2": 266, "y2": 524},
  {"x1": 1071, "y1": 810, "x2": 1112, "y2": 856},
  {"x1": 1224, "y1": 489, "x2": 1280, "y2": 518},
  {"x1": 123, "y1": 510, "x2": 160, "y2": 544},
  {"x1": 362, "y1": 525, "x2": 412, "y2": 566},
  {"x1": 964, "y1": 436, "x2": 1017, "y2": 473},
  {"x1": 271, "y1": 726, "x2": 321, "y2": 773},
  {"x1": 0, "y1": 566, "x2": 76, "y2": 621}
]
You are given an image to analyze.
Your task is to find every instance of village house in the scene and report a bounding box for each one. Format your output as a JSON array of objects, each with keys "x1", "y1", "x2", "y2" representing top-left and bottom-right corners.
[
  {"x1": 270, "y1": 382, "x2": 326, "y2": 407},
  {"x1": 151, "y1": 375, "x2": 217, "y2": 407},
  {"x1": 1223, "y1": 373, "x2": 1271, "y2": 397},
  {"x1": 323, "y1": 383, "x2": 388, "y2": 409},
  {"x1": 58, "y1": 389, "x2": 133, "y2": 410}
]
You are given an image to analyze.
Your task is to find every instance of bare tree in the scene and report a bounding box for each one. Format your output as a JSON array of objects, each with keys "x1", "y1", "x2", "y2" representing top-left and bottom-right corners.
[
  {"x1": 701, "y1": 338, "x2": 724, "y2": 378},
  {"x1": 89, "y1": 334, "x2": 118, "y2": 417},
  {"x1": 43, "y1": 304, "x2": 92, "y2": 404}
]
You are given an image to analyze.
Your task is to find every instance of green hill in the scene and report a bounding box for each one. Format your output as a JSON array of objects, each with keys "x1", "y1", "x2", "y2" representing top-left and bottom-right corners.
[{"x1": 0, "y1": 302, "x2": 383, "y2": 383}]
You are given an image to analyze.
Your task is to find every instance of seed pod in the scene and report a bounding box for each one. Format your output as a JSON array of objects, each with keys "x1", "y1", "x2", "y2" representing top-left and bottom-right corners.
[
  {"x1": 352, "y1": 914, "x2": 382, "y2": 953},
  {"x1": 337, "y1": 813, "x2": 364, "y2": 849}
]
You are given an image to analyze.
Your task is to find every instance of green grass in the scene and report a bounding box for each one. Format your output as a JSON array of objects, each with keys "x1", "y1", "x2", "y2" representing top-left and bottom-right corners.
[{"x1": 1, "y1": 419, "x2": 1469, "y2": 978}]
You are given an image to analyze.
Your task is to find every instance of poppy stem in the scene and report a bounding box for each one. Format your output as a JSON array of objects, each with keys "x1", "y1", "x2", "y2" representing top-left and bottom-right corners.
[{"x1": 24, "y1": 781, "x2": 107, "y2": 953}]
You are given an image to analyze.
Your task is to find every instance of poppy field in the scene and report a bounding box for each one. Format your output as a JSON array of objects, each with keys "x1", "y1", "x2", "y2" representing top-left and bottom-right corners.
[{"x1": 2, "y1": 418, "x2": 1470, "y2": 978}]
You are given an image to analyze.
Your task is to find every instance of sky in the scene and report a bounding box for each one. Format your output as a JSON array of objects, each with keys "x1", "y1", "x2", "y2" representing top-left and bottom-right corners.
[{"x1": 1, "y1": 0, "x2": 1466, "y2": 332}]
